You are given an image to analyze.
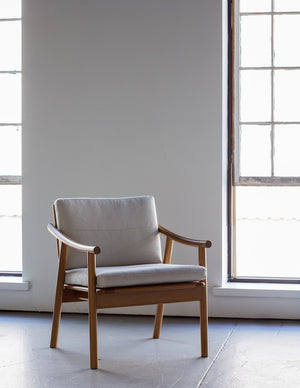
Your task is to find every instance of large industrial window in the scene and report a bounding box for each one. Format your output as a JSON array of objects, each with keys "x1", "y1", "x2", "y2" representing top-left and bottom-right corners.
[
  {"x1": 231, "y1": 0, "x2": 300, "y2": 281},
  {"x1": 0, "y1": 0, "x2": 22, "y2": 274}
]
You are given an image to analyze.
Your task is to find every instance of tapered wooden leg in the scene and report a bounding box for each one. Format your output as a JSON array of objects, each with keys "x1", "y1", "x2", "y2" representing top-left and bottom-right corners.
[
  {"x1": 200, "y1": 284, "x2": 208, "y2": 357},
  {"x1": 88, "y1": 301, "x2": 98, "y2": 369},
  {"x1": 153, "y1": 303, "x2": 165, "y2": 338},
  {"x1": 50, "y1": 297, "x2": 62, "y2": 348},
  {"x1": 50, "y1": 243, "x2": 68, "y2": 348},
  {"x1": 153, "y1": 236, "x2": 173, "y2": 339},
  {"x1": 88, "y1": 253, "x2": 98, "y2": 369}
]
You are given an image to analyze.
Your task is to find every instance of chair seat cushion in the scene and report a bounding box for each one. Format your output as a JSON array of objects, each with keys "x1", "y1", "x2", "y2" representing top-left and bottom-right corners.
[{"x1": 65, "y1": 263, "x2": 207, "y2": 289}]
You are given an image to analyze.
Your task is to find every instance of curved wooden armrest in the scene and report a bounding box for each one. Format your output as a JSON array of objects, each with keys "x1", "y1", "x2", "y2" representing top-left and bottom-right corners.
[
  {"x1": 47, "y1": 223, "x2": 101, "y2": 254},
  {"x1": 158, "y1": 224, "x2": 212, "y2": 248}
]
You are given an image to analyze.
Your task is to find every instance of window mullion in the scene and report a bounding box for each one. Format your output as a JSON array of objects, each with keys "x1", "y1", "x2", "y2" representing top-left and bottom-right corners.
[
  {"x1": 0, "y1": 176, "x2": 22, "y2": 185},
  {"x1": 233, "y1": 0, "x2": 241, "y2": 185},
  {"x1": 240, "y1": 11, "x2": 300, "y2": 16},
  {"x1": 240, "y1": 66, "x2": 300, "y2": 70},
  {"x1": 0, "y1": 18, "x2": 21, "y2": 22},
  {"x1": 271, "y1": 0, "x2": 275, "y2": 177},
  {"x1": 0, "y1": 123, "x2": 22, "y2": 126},
  {"x1": 0, "y1": 71, "x2": 22, "y2": 74}
]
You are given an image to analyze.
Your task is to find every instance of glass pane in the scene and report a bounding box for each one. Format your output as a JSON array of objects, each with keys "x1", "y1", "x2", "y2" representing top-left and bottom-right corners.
[
  {"x1": 240, "y1": 70, "x2": 271, "y2": 122},
  {"x1": 0, "y1": 126, "x2": 21, "y2": 175},
  {"x1": 274, "y1": 70, "x2": 300, "y2": 122},
  {"x1": 240, "y1": 125, "x2": 271, "y2": 176},
  {"x1": 274, "y1": 16, "x2": 300, "y2": 67},
  {"x1": 0, "y1": 185, "x2": 22, "y2": 272},
  {"x1": 274, "y1": 0, "x2": 300, "y2": 12},
  {"x1": 240, "y1": 0, "x2": 271, "y2": 13},
  {"x1": 0, "y1": 21, "x2": 21, "y2": 71},
  {"x1": 274, "y1": 124, "x2": 300, "y2": 176},
  {"x1": 235, "y1": 186, "x2": 300, "y2": 278},
  {"x1": 0, "y1": 73, "x2": 21, "y2": 123},
  {"x1": 240, "y1": 16, "x2": 271, "y2": 67},
  {"x1": 0, "y1": 185, "x2": 21, "y2": 215},
  {"x1": 0, "y1": 0, "x2": 21, "y2": 18}
]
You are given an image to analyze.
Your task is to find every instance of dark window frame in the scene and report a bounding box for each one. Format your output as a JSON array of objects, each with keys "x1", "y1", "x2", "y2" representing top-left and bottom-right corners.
[{"x1": 227, "y1": 0, "x2": 300, "y2": 284}]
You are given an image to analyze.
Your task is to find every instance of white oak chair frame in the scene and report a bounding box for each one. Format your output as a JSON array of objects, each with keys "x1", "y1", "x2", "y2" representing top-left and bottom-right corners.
[{"x1": 48, "y1": 208, "x2": 211, "y2": 369}]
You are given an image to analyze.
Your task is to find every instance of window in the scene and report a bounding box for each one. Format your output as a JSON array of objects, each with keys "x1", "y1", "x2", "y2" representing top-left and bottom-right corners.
[
  {"x1": 231, "y1": 0, "x2": 300, "y2": 281},
  {"x1": 0, "y1": 0, "x2": 22, "y2": 274}
]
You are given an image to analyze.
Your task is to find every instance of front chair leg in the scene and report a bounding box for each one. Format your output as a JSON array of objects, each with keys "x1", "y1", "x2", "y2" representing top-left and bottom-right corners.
[
  {"x1": 88, "y1": 303, "x2": 98, "y2": 369},
  {"x1": 50, "y1": 294, "x2": 63, "y2": 348},
  {"x1": 50, "y1": 243, "x2": 68, "y2": 348},
  {"x1": 200, "y1": 284, "x2": 208, "y2": 357},
  {"x1": 88, "y1": 252, "x2": 98, "y2": 369},
  {"x1": 153, "y1": 303, "x2": 165, "y2": 338}
]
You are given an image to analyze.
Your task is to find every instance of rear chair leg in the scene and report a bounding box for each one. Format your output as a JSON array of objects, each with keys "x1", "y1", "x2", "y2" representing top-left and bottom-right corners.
[{"x1": 153, "y1": 237, "x2": 173, "y2": 339}]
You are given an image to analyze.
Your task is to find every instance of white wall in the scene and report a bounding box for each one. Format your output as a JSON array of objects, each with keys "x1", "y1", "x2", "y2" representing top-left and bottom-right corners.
[
  {"x1": 8, "y1": 0, "x2": 221, "y2": 314},
  {"x1": 2, "y1": 0, "x2": 299, "y2": 318}
]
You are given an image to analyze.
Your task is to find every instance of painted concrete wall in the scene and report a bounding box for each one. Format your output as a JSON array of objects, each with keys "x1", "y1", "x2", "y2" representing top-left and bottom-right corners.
[
  {"x1": 3, "y1": 0, "x2": 298, "y2": 318},
  {"x1": 9, "y1": 0, "x2": 221, "y2": 315}
]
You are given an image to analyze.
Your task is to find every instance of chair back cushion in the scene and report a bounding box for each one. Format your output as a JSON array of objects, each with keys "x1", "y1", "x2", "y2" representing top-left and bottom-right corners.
[{"x1": 54, "y1": 196, "x2": 162, "y2": 269}]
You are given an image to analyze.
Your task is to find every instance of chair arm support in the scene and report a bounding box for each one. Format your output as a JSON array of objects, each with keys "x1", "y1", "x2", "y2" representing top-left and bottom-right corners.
[
  {"x1": 47, "y1": 223, "x2": 101, "y2": 254},
  {"x1": 158, "y1": 224, "x2": 212, "y2": 248}
]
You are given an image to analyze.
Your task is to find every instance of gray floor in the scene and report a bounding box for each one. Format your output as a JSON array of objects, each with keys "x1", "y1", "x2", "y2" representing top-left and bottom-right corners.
[{"x1": 0, "y1": 312, "x2": 299, "y2": 388}]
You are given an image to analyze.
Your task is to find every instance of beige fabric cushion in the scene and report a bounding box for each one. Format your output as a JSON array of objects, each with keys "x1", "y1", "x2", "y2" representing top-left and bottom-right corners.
[
  {"x1": 55, "y1": 196, "x2": 162, "y2": 269},
  {"x1": 65, "y1": 263, "x2": 207, "y2": 288}
]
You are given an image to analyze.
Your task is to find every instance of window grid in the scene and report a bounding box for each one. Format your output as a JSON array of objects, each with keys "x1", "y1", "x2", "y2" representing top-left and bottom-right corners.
[
  {"x1": 0, "y1": 16, "x2": 22, "y2": 186},
  {"x1": 0, "y1": 5, "x2": 22, "y2": 274},
  {"x1": 234, "y1": 1, "x2": 300, "y2": 185}
]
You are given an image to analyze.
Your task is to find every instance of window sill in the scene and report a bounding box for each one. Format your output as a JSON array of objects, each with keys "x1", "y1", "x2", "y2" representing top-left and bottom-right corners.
[
  {"x1": 212, "y1": 282, "x2": 300, "y2": 299},
  {"x1": 0, "y1": 276, "x2": 30, "y2": 291}
]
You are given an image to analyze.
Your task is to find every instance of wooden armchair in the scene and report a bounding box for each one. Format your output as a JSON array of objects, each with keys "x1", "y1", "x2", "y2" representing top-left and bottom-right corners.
[{"x1": 47, "y1": 196, "x2": 212, "y2": 369}]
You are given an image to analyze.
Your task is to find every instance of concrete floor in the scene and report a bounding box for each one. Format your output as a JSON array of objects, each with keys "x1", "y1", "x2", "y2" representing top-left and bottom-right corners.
[{"x1": 0, "y1": 312, "x2": 299, "y2": 388}]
